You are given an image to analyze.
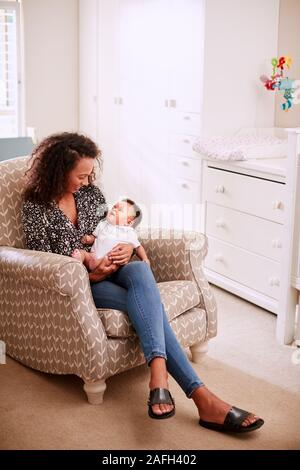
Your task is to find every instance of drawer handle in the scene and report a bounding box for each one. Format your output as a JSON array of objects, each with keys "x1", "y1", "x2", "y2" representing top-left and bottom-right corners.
[
  {"x1": 183, "y1": 139, "x2": 191, "y2": 144},
  {"x1": 165, "y1": 99, "x2": 176, "y2": 107},
  {"x1": 214, "y1": 254, "x2": 223, "y2": 262},
  {"x1": 271, "y1": 239, "x2": 282, "y2": 248},
  {"x1": 181, "y1": 183, "x2": 189, "y2": 189},
  {"x1": 183, "y1": 116, "x2": 191, "y2": 120},
  {"x1": 216, "y1": 219, "x2": 226, "y2": 228},
  {"x1": 214, "y1": 185, "x2": 225, "y2": 193},
  {"x1": 181, "y1": 161, "x2": 189, "y2": 167},
  {"x1": 272, "y1": 200, "x2": 283, "y2": 210},
  {"x1": 268, "y1": 277, "x2": 280, "y2": 287}
]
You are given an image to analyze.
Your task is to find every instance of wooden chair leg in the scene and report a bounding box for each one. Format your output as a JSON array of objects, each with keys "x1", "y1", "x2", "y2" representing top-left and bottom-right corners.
[
  {"x1": 190, "y1": 340, "x2": 209, "y2": 363},
  {"x1": 83, "y1": 379, "x2": 107, "y2": 405}
]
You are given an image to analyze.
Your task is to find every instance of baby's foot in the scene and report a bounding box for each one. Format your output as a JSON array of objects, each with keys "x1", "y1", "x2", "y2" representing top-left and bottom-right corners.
[{"x1": 72, "y1": 249, "x2": 83, "y2": 262}]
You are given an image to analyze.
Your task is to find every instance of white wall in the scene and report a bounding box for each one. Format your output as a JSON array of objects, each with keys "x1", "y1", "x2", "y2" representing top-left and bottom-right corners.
[
  {"x1": 275, "y1": 0, "x2": 300, "y2": 128},
  {"x1": 22, "y1": 0, "x2": 79, "y2": 141},
  {"x1": 202, "y1": 0, "x2": 280, "y2": 137}
]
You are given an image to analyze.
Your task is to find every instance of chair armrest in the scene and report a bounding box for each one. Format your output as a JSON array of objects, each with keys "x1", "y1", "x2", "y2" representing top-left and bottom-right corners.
[
  {"x1": 0, "y1": 246, "x2": 108, "y2": 381},
  {"x1": 1, "y1": 246, "x2": 88, "y2": 295},
  {"x1": 137, "y1": 228, "x2": 217, "y2": 339},
  {"x1": 137, "y1": 228, "x2": 207, "y2": 282}
]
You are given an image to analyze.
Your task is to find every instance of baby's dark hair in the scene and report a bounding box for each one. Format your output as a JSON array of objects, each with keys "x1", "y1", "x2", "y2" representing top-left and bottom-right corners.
[{"x1": 122, "y1": 198, "x2": 142, "y2": 227}]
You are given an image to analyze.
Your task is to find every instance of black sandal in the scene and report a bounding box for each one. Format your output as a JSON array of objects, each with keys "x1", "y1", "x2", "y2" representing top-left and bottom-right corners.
[
  {"x1": 148, "y1": 388, "x2": 175, "y2": 420},
  {"x1": 199, "y1": 406, "x2": 264, "y2": 433}
]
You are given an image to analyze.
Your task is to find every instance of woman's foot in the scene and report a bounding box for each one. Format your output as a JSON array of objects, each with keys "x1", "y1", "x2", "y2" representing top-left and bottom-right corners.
[
  {"x1": 191, "y1": 386, "x2": 262, "y2": 429},
  {"x1": 149, "y1": 357, "x2": 175, "y2": 417}
]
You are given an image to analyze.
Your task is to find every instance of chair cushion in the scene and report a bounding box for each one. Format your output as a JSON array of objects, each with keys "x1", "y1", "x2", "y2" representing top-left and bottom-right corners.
[{"x1": 97, "y1": 280, "x2": 201, "y2": 338}]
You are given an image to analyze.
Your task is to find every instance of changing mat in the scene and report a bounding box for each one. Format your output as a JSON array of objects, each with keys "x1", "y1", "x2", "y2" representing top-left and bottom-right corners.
[{"x1": 192, "y1": 134, "x2": 288, "y2": 161}]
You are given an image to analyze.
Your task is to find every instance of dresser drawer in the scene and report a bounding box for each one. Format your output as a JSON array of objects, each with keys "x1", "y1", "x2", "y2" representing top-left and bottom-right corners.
[
  {"x1": 204, "y1": 237, "x2": 281, "y2": 299},
  {"x1": 170, "y1": 112, "x2": 201, "y2": 134},
  {"x1": 171, "y1": 155, "x2": 201, "y2": 181},
  {"x1": 203, "y1": 166, "x2": 285, "y2": 223},
  {"x1": 171, "y1": 177, "x2": 201, "y2": 204},
  {"x1": 206, "y1": 203, "x2": 283, "y2": 261},
  {"x1": 169, "y1": 133, "x2": 199, "y2": 158}
]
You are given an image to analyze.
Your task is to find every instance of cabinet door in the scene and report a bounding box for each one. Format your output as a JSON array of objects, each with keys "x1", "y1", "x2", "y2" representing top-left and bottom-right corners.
[
  {"x1": 98, "y1": 0, "x2": 121, "y2": 204},
  {"x1": 118, "y1": 0, "x2": 170, "y2": 209},
  {"x1": 166, "y1": 0, "x2": 205, "y2": 222},
  {"x1": 94, "y1": 0, "x2": 204, "y2": 222},
  {"x1": 79, "y1": 0, "x2": 98, "y2": 140},
  {"x1": 137, "y1": 0, "x2": 170, "y2": 208},
  {"x1": 117, "y1": 0, "x2": 144, "y2": 205},
  {"x1": 167, "y1": 0, "x2": 205, "y2": 113}
]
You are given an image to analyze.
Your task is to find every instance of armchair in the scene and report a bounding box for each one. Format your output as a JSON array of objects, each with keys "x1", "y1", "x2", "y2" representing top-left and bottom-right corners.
[{"x1": 0, "y1": 156, "x2": 217, "y2": 404}]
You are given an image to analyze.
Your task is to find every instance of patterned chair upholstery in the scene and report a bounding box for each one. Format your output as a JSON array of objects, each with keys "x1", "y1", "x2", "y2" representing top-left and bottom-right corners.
[{"x1": 0, "y1": 156, "x2": 217, "y2": 404}]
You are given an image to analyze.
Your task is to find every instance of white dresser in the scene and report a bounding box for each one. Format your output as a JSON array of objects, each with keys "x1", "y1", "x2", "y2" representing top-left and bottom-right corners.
[
  {"x1": 200, "y1": 156, "x2": 287, "y2": 314},
  {"x1": 199, "y1": 129, "x2": 300, "y2": 345}
]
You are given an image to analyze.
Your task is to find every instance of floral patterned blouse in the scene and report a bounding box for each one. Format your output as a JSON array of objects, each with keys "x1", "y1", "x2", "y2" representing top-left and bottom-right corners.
[{"x1": 21, "y1": 185, "x2": 108, "y2": 257}]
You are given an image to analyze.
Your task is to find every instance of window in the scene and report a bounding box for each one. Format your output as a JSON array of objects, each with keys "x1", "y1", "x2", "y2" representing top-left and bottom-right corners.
[{"x1": 0, "y1": 1, "x2": 21, "y2": 137}]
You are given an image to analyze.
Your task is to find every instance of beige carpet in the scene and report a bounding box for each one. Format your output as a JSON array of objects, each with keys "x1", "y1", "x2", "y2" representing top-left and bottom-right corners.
[
  {"x1": 1, "y1": 285, "x2": 300, "y2": 450},
  {"x1": 0, "y1": 353, "x2": 300, "y2": 450},
  {"x1": 209, "y1": 286, "x2": 300, "y2": 394}
]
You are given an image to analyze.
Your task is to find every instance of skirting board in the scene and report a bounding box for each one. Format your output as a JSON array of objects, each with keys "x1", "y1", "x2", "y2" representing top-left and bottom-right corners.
[{"x1": 204, "y1": 268, "x2": 278, "y2": 314}]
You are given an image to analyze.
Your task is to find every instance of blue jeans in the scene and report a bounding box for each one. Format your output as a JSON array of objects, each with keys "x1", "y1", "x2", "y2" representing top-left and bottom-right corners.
[{"x1": 90, "y1": 261, "x2": 204, "y2": 397}]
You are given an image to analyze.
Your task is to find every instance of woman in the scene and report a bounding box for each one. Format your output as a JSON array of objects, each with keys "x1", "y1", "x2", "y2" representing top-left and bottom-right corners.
[{"x1": 21, "y1": 132, "x2": 264, "y2": 433}]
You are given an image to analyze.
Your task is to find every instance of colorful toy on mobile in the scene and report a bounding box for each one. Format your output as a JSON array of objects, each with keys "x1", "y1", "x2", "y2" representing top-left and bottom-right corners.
[{"x1": 260, "y1": 56, "x2": 298, "y2": 111}]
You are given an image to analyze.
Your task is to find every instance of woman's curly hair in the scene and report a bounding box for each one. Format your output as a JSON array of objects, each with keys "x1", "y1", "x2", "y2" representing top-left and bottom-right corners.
[{"x1": 22, "y1": 132, "x2": 101, "y2": 204}]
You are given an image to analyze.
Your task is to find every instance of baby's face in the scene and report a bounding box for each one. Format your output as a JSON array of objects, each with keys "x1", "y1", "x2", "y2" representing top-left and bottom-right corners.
[{"x1": 106, "y1": 201, "x2": 135, "y2": 226}]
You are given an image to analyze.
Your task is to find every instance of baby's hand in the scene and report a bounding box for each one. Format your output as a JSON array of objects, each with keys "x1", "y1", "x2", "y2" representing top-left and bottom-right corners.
[{"x1": 81, "y1": 234, "x2": 95, "y2": 245}]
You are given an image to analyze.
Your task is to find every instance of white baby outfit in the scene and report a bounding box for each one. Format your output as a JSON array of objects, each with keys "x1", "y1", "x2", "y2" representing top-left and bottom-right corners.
[{"x1": 91, "y1": 219, "x2": 140, "y2": 258}]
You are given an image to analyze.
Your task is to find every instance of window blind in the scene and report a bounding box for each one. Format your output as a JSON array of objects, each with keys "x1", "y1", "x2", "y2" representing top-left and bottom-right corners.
[{"x1": 0, "y1": 1, "x2": 20, "y2": 137}]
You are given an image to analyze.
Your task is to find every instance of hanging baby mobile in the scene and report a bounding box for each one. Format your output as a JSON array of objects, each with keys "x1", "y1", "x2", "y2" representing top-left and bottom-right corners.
[{"x1": 260, "y1": 56, "x2": 300, "y2": 111}]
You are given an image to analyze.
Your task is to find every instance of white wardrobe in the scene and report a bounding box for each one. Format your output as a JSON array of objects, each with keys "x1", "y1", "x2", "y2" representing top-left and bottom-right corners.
[{"x1": 79, "y1": 0, "x2": 204, "y2": 229}]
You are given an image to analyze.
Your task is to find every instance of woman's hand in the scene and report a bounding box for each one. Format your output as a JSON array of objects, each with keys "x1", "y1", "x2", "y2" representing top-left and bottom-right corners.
[
  {"x1": 107, "y1": 243, "x2": 134, "y2": 265},
  {"x1": 88, "y1": 256, "x2": 119, "y2": 283}
]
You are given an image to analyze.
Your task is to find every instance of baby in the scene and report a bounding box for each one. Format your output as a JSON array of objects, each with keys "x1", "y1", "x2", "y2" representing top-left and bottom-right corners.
[{"x1": 72, "y1": 198, "x2": 149, "y2": 271}]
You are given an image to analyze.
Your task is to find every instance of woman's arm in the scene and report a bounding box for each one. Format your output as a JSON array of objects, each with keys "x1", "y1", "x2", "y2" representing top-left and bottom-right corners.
[
  {"x1": 88, "y1": 255, "x2": 119, "y2": 282},
  {"x1": 21, "y1": 201, "x2": 52, "y2": 252}
]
